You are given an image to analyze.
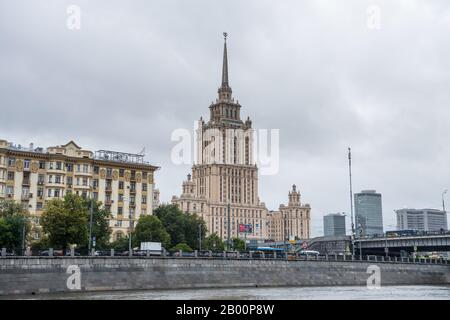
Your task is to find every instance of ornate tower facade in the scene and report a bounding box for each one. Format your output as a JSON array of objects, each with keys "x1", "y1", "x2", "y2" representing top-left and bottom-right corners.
[
  {"x1": 172, "y1": 34, "x2": 311, "y2": 242},
  {"x1": 173, "y1": 34, "x2": 268, "y2": 241}
]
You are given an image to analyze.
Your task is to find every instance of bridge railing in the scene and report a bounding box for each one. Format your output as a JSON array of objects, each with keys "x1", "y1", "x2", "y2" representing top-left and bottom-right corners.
[{"x1": 1, "y1": 247, "x2": 449, "y2": 265}]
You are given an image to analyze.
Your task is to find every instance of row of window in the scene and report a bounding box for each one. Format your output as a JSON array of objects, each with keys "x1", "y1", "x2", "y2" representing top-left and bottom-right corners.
[{"x1": 4, "y1": 158, "x2": 150, "y2": 179}]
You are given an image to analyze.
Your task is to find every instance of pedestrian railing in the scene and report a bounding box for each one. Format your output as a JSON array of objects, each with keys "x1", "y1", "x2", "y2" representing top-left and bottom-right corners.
[{"x1": 1, "y1": 247, "x2": 448, "y2": 265}]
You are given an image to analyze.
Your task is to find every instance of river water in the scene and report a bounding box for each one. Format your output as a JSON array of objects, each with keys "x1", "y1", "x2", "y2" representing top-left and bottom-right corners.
[{"x1": 11, "y1": 285, "x2": 450, "y2": 300}]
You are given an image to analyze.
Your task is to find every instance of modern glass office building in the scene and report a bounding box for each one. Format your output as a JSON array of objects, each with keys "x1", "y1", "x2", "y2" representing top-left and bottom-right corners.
[
  {"x1": 354, "y1": 190, "x2": 383, "y2": 236},
  {"x1": 323, "y1": 213, "x2": 346, "y2": 237},
  {"x1": 396, "y1": 209, "x2": 448, "y2": 231}
]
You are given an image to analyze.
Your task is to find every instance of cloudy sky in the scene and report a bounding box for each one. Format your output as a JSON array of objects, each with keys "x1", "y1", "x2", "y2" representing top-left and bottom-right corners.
[{"x1": 1, "y1": 0, "x2": 449, "y2": 237}]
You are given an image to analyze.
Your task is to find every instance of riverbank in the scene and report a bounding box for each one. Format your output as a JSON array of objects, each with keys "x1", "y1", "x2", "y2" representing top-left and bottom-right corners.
[{"x1": 1, "y1": 257, "x2": 449, "y2": 296}]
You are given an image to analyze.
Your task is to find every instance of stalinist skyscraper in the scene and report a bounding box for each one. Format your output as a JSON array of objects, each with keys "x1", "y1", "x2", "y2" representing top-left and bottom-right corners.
[{"x1": 172, "y1": 33, "x2": 311, "y2": 242}]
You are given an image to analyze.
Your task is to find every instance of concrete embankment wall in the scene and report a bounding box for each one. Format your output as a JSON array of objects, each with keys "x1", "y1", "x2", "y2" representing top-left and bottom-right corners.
[{"x1": 0, "y1": 257, "x2": 449, "y2": 296}]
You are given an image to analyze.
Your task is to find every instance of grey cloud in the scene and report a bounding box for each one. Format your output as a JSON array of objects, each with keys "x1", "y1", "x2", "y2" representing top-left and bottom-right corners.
[{"x1": 1, "y1": 0, "x2": 449, "y2": 236}]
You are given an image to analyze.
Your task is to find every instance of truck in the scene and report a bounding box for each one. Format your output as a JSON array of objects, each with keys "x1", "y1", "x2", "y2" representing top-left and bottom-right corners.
[{"x1": 139, "y1": 242, "x2": 163, "y2": 256}]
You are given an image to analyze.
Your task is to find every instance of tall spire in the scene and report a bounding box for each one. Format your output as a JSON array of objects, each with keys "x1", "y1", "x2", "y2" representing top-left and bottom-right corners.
[
  {"x1": 222, "y1": 32, "x2": 229, "y2": 87},
  {"x1": 218, "y1": 32, "x2": 232, "y2": 101}
]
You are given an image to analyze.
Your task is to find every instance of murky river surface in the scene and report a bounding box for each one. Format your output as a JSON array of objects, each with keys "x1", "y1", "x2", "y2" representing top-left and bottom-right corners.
[{"x1": 8, "y1": 285, "x2": 450, "y2": 300}]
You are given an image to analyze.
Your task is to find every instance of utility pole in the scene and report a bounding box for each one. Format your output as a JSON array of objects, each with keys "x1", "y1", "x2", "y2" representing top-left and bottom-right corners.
[
  {"x1": 348, "y1": 147, "x2": 355, "y2": 257},
  {"x1": 442, "y1": 189, "x2": 448, "y2": 212}
]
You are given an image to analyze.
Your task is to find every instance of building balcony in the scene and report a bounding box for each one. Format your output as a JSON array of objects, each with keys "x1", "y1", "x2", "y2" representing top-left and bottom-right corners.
[
  {"x1": 73, "y1": 184, "x2": 91, "y2": 190},
  {"x1": 105, "y1": 199, "x2": 113, "y2": 206},
  {"x1": 22, "y1": 179, "x2": 30, "y2": 185},
  {"x1": 74, "y1": 171, "x2": 92, "y2": 177},
  {"x1": 129, "y1": 202, "x2": 136, "y2": 207},
  {"x1": 105, "y1": 185, "x2": 113, "y2": 192},
  {"x1": 46, "y1": 168, "x2": 66, "y2": 174},
  {"x1": 21, "y1": 194, "x2": 32, "y2": 201},
  {"x1": 129, "y1": 188, "x2": 136, "y2": 194}
]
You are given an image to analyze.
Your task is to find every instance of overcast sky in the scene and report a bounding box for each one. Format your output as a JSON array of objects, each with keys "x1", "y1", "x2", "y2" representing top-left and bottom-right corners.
[{"x1": 1, "y1": 0, "x2": 449, "y2": 237}]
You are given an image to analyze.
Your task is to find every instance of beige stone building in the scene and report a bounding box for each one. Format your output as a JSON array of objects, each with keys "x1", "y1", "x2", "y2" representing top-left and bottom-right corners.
[
  {"x1": 0, "y1": 139, "x2": 158, "y2": 242},
  {"x1": 172, "y1": 34, "x2": 311, "y2": 242}
]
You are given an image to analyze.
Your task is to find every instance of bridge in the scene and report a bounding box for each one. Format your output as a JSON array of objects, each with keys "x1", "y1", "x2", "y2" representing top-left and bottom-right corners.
[
  {"x1": 355, "y1": 232, "x2": 450, "y2": 256},
  {"x1": 264, "y1": 231, "x2": 450, "y2": 256}
]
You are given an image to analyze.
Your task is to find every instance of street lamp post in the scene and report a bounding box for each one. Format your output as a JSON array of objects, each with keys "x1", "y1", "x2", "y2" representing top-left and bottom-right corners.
[
  {"x1": 198, "y1": 224, "x2": 202, "y2": 252},
  {"x1": 88, "y1": 198, "x2": 94, "y2": 255},
  {"x1": 128, "y1": 212, "x2": 134, "y2": 256},
  {"x1": 227, "y1": 200, "x2": 231, "y2": 251},
  {"x1": 348, "y1": 147, "x2": 355, "y2": 257}
]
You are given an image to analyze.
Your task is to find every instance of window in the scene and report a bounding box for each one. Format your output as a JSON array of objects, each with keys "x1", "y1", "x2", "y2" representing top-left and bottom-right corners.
[
  {"x1": 130, "y1": 182, "x2": 136, "y2": 191},
  {"x1": 37, "y1": 188, "x2": 43, "y2": 197},
  {"x1": 55, "y1": 175, "x2": 61, "y2": 184},
  {"x1": 142, "y1": 197, "x2": 147, "y2": 204},
  {"x1": 24, "y1": 159, "x2": 30, "y2": 169},
  {"x1": 49, "y1": 162, "x2": 54, "y2": 170},
  {"x1": 130, "y1": 170, "x2": 136, "y2": 180},
  {"x1": 119, "y1": 169, "x2": 124, "y2": 177},
  {"x1": 119, "y1": 181, "x2": 124, "y2": 190},
  {"x1": 67, "y1": 176, "x2": 73, "y2": 185},
  {"x1": 48, "y1": 189, "x2": 52, "y2": 197},
  {"x1": 93, "y1": 166, "x2": 99, "y2": 174},
  {"x1": 6, "y1": 186, "x2": 13, "y2": 195},
  {"x1": 83, "y1": 164, "x2": 89, "y2": 173},
  {"x1": 48, "y1": 175, "x2": 53, "y2": 183},
  {"x1": 93, "y1": 179, "x2": 99, "y2": 188},
  {"x1": 39, "y1": 161, "x2": 45, "y2": 169},
  {"x1": 142, "y1": 172, "x2": 147, "y2": 180},
  {"x1": 66, "y1": 163, "x2": 73, "y2": 172},
  {"x1": 54, "y1": 189, "x2": 60, "y2": 197},
  {"x1": 8, "y1": 157, "x2": 15, "y2": 167},
  {"x1": 82, "y1": 177, "x2": 88, "y2": 186},
  {"x1": 36, "y1": 202, "x2": 43, "y2": 210},
  {"x1": 93, "y1": 192, "x2": 98, "y2": 200},
  {"x1": 7, "y1": 171, "x2": 14, "y2": 180},
  {"x1": 116, "y1": 221, "x2": 123, "y2": 228},
  {"x1": 56, "y1": 161, "x2": 62, "y2": 170},
  {"x1": 106, "y1": 168, "x2": 112, "y2": 177},
  {"x1": 76, "y1": 177, "x2": 80, "y2": 185},
  {"x1": 142, "y1": 183, "x2": 147, "y2": 192},
  {"x1": 118, "y1": 207, "x2": 123, "y2": 215},
  {"x1": 77, "y1": 164, "x2": 81, "y2": 172}
]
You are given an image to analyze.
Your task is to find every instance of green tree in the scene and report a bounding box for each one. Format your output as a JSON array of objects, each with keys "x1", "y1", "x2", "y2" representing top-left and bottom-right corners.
[
  {"x1": 110, "y1": 236, "x2": 130, "y2": 251},
  {"x1": 204, "y1": 233, "x2": 225, "y2": 252},
  {"x1": 132, "y1": 215, "x2": 170, "y2": 248},
  {"x1": 154, "y1": 204, "x2": 207, "y2": 250},
  {"x1": 171, "y1": 242, "x2": 193, "y2": 253},
  {"x1": 232, "y1": 237, "x2": 246, "y2": 252},
  {"x1": 41, "y1": 193, "x2": 88, "y2": 250},
  {"x1": 0, "y1": 200, "x2": 31, "y2": 250},
  {"x1": 86, "y1": 199, "x2": 112, "y2": 249}
]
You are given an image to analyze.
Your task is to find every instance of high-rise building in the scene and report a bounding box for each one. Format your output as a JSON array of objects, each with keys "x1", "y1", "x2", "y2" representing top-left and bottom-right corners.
[
  {"x1": 172, "y1": 34, "x2": 311, "y2": 241},
  {"x1": 323, "y1": 213, "x2": 346, "y2": 237},
  {"x1": 396, "y1": 208, "x2": 448, "y2": 232},
  {"x1": 354, "y1": 190, "x2": 383, "y2": 236},
  {"x1": 0, "y1": 139, "x2": 158, "y2": 242}
]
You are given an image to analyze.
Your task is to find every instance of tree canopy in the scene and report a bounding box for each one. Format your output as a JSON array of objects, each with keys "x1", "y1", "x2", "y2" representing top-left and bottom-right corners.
[
  {"x1": 154, "y1": 204, "x2": 207, "y2": 250},
  {"x1": 0, "y1": 200, "x2": 31, "y2": 250},
  {"x1": 204, "y1": 233, "x2": 225, "y2": 252},
  {"x1": 41, "y1": 193, "x2": 111, "y2": 250},
  {"x1": 132, "y1": 215, "x2": 170, "y2": 248}
]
